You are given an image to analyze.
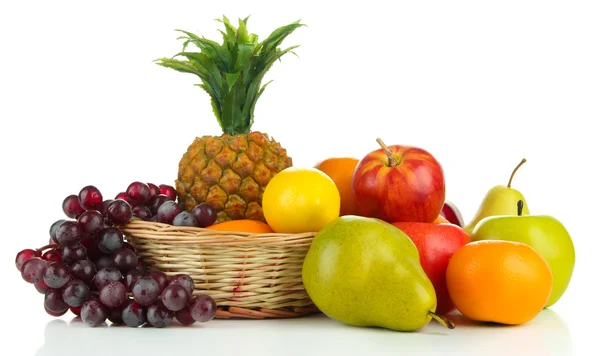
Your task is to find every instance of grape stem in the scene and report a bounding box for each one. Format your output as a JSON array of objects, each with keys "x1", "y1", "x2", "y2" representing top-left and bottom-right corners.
[{"x1": 37, "y1": 244, "x2": 59, "y2": 252}]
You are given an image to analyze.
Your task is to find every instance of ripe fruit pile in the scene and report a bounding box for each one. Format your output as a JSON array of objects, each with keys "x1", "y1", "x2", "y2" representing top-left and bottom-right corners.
[
  {"x1": 304, "y1": 140, "x2": 576, "y2": 331},
  {"x1": 13, "y1": 14, "x2": 577, "y2": 334},
  {"x1": 15, "y1": 182, "x2": 217, "y2": 328}
]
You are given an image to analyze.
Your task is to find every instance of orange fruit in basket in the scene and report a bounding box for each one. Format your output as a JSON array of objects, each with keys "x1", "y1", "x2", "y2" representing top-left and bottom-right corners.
[
  {"x1": 315, "y1": 157, "x2": 361, "y2": 216},
  {"x1": 205, "y1": 219, "x2": 275, "y2": 234},
  {"x1": 446, "y1": 240, "x2": 552, "y2": 325}
]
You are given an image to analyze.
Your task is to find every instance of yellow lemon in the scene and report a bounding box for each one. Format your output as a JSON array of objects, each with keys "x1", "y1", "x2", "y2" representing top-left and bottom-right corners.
[{"x1": 262, "y1": 167, "x2": 341, "y2": 233}]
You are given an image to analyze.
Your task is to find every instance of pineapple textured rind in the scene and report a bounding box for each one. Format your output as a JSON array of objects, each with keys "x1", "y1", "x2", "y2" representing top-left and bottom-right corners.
[{"x1": 176, "y1": 132, "x2": 292, "y2": 223}]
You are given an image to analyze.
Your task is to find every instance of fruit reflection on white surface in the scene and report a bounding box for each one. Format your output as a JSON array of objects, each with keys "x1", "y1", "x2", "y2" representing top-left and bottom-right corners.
[{"x1": 35, "y1": 309, "x2": 572, "y2": 356}]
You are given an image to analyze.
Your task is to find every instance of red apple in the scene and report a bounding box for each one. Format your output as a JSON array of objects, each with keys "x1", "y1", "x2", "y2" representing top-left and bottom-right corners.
[
  {"x1": 440, "y1": 201, "x2": 464, "y2": 227},
  {"x1": 392, "y1": 221, "x2": 471, "y2": 314},
  {"x1": 351, "y1": 138, "x2": 446, "y2": 223}
]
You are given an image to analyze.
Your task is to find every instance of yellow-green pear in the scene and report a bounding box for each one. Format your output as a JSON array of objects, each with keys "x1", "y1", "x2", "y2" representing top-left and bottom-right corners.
[
  {"x1": 463, "y1": 158, "x2": 530, "y2": 236},
  {"x1": 302, "y1": 215, "x2": 455, "y2": 332}
]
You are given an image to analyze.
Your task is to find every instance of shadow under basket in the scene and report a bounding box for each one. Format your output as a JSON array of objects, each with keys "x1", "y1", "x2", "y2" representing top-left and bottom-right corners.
[{"x1": 121, "y1": 220, "x2": 320, "y2": 320}]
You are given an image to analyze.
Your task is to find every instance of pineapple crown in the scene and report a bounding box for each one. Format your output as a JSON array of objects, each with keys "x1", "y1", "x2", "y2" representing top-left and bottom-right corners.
[{"x1": 155, "y1": 15, "x2": 305, "y2": 135}]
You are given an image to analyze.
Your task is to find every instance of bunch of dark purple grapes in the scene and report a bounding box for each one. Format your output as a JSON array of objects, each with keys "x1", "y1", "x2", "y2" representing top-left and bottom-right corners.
[
  {"x1": 15, "y1": 183, "x2": 217, "y2": 327},
  {"x1": 114, "y1": 182, "x2": 218, "y2": 228}
]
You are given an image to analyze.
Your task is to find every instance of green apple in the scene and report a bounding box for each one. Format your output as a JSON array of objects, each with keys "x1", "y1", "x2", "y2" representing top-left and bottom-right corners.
[{"x1": 470, "y1": 200, "x2": 575, "y2": 307}]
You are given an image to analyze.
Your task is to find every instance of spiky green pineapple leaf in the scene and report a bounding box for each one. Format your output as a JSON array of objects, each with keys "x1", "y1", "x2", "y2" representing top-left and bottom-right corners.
[
  {"x1": 258, "y1": 21, "x2": 304, "y2": 53},
  {"x1": 156, "y1": 15, "x2": 305, "y2": 135}
]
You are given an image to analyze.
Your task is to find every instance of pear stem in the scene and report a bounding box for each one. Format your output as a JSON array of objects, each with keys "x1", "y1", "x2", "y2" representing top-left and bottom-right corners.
[
  {"x1": 517, "y1": 200, "x2": 524, "y2": 216},
  {"x1": 428, "y1": 311, "x2": 456, "y2": 329},
  {"x1": 376, "y1": 138, "x2": 400, "y2": 167},
  {"x1": 507, "y1": 158, "x2": 527, "y2": 188}
]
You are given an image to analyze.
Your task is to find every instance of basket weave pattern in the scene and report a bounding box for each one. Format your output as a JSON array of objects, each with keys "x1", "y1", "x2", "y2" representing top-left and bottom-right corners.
[{"x1": 121, "y1": 220, "x2": 320, "y2": 319}]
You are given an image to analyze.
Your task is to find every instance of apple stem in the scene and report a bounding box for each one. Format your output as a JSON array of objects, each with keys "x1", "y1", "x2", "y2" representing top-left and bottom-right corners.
[
  {"x1": 376, "y1": 138, "x2": 400, "y2": 167},
  {"x1": 507, "y1": 158, "x2": 527, "y2": 188},
  {"x1": 517, "y1": 200, "x2": 524, "y2": 216},
  {"x1": 429, "y1": 311, "x2": 456, "y2": 329}
]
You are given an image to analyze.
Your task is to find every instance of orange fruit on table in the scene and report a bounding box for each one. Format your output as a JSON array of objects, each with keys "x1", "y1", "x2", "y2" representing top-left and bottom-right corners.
[
  {"x1": 205, "y1": 219, "x2": 274, "y2": 234},
  {"x1": 315, "y1": 157, "x2": 360, "y2": 216},
  {"x1": 446, "y1": 240, "x2": 552, "y2": 325}
]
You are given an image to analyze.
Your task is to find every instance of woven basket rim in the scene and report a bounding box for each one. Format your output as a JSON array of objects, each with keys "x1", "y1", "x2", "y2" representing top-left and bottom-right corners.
[{"x1": 121, "y1": 219, "x2": 317, "y2": 246}]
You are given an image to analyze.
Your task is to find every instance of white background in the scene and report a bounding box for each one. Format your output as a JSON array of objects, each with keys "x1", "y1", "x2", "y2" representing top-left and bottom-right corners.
[{"x1": 1, "y1": 0, "x2": 598, "y2": 355}]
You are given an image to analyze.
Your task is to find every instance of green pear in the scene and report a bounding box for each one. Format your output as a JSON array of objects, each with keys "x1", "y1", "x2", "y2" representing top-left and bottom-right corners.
[
  {"x1": 471, "y1": 200, "x2": 576, "y2": 307},
  {"x1": 302, "y1": 215, "x2": 455, "y2": 331},
  {"x1": 463, "y1": 158, "x2": 530, "y2": 236}
]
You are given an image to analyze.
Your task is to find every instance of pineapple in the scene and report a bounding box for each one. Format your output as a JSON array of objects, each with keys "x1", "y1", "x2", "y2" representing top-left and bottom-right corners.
[{"x1": 155, "y1": 16, "x2": 304, "y2": 223}]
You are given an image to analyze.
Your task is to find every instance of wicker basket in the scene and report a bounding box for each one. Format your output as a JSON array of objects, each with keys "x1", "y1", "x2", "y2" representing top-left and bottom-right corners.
[{"x1": 121, "y1": 220, "x2": 320, "y2": 319}]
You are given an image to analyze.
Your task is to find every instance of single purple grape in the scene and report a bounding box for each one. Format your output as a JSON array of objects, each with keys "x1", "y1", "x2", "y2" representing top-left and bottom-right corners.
[
  {"x1": 78, "y1": 185, "x2": 103, "y2": 210},
  {"x1": 81, "y1": 299, "x2": 108, "y2": 327},
  {"x1": 106, "y1": 200, "x2": 132, "y2": 225},
  {"x1": 189, "y1": 294, "x2": 217, "y2": 322},
  {"x1": 157, "y1": 201, "x2": 183, "y2": 225},
  {"x1": 97, "y1": 227, "x2": 123, "y2": 254},
  {"x1": 112, "y1": 248, "x2": 138, "y2": 273},
  {"x1": 62, "y1": 279, "x2": 91, "y2": 307},
  {"x1": 175, "y1": 307, "x2": 196, "y2": 326},
  {"x1": 99, "y1": 281, "x2": 127, "y2": 308},
  {"x1": 62, "y1": 195, "x2": 85, "y2": 219},
  {"x1": 161, "y1": 284, "x2": 189, "y2": 312},
  {"x1": 21, "y1": 258, "x2": 48, "y2": 284},
  {"x1": 172, "y1": 211, "x2": 200, "y2": 227},
  {"x1": 44, "y1": 288, "x2": 69, "y2": 314},
  {"x1": 60, "y1": 242, "x2": 87, "y2": 264},
  {"x1": 132, "y1": 205, "x2": 152, "y2": 221},
  {"x1": 77, "y1": 210, "x2": 105, "y2": 235},
  {"x1": 126, "y1": 182, "x2": 151, "y2": 206},
  {"x1": 55, "y1": 220, "x2": 84, "y2": 246},
  {"x1": 121, "y1": 300, "x2": 147, "y2": 327},
  {"x1": 191, "y1": 203, "x2": 217, "y2": 227},
  {"x1": 49, "y1": 219, "x2": 67, "y2": 243},
  {"x1": 147, "y1": 302, "x2": 174, "y2": 328},
  {"x1": 131, "y1": 276, "x2": 160, "y2": 306},
  {"x1": 69, "y1": 259, "x2": 96, "y2": 284},
  {"x1": 43, "y1": 262, "x2": 70, "y2": 289},
  {"x1": 147, "y1": 183, "x2": 161, "y2": 199}
]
